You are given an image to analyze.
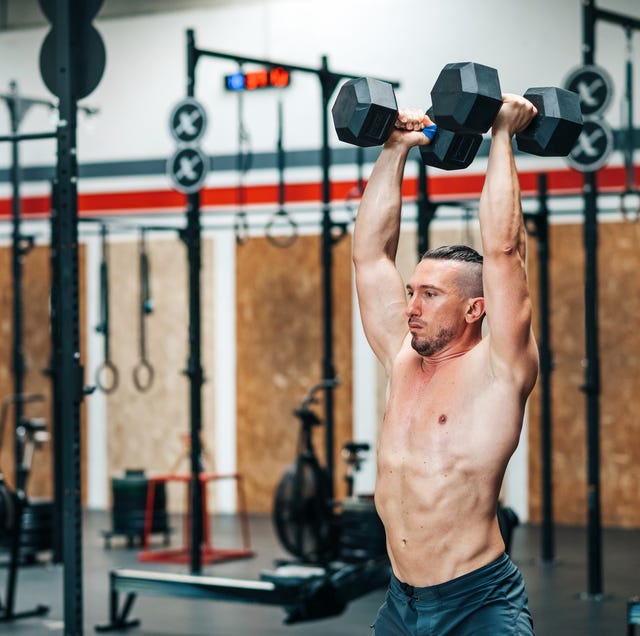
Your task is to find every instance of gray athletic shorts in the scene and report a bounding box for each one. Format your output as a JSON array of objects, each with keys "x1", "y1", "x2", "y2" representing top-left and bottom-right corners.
[{"x1": 371, "y1": 553, "x2": 534, "y2": 635}]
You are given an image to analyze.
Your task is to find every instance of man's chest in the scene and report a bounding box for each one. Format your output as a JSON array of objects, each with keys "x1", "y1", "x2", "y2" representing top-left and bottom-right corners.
[{"x1": 380, "y1": 356, "x2": 494, "y2": 465}]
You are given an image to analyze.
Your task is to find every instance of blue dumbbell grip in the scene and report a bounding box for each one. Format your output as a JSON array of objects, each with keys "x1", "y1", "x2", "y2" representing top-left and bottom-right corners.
[{"x1": 423, "y1": 124, "x2": 438, "y2": 140}]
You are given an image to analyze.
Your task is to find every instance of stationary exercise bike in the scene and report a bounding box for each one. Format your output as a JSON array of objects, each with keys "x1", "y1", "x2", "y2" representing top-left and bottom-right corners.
[
  {"x1": 272, "y1": 379, "x2": 338, "y2": 564},
  {"x1": 272, "y1": 379, "x2": 386, "y2": 566}
]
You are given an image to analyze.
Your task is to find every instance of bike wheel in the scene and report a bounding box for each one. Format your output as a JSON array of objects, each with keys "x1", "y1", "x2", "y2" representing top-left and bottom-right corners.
[{"x1": 273, "y1": 458, "x2": 335, "y2": 563}]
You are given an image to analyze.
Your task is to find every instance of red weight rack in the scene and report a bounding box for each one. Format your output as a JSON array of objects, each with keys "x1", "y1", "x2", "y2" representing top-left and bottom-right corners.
[{"x1": 137, "y1": 472, "x2": 254, "y2": 565}]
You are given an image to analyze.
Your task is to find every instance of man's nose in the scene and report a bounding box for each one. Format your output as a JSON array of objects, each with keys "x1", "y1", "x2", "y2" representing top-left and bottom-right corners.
[{"x1": 406, "y1": 297, "x2": 420, "y2": 316}]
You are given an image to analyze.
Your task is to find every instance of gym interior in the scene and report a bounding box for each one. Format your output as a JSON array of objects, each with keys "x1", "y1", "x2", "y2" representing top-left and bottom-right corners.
[{"x1": 0, "y1": 0, "x2": 639, "y2": 634}]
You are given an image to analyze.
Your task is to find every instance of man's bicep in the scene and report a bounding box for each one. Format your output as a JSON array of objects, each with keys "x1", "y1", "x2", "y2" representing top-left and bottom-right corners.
[{"x1": 354, "y1": 259, "x2": 408, "y2": 372}]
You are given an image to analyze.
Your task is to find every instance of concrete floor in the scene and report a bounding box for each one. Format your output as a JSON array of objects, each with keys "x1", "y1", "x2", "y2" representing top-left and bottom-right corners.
[{"x1": 0, "y1": 511, "x2": 638, "y2": 635}]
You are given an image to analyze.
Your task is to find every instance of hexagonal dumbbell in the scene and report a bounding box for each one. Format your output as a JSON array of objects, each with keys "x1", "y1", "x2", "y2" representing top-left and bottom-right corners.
[
  {"x1": 331, "y1": 77, "x2": 399, "y2": 148},
  {"x1": 431, "y1": 62, "x2": 583, "y2": 156},
  {"x1": 331, "y1": 77, "x2": 481, "y2": 170},
  {"x1": 430, "y1": 61, "x2": 503, "y2": 134},
  {"x1": 515, "y1": 87, "x2": 583, "y2": 156}
]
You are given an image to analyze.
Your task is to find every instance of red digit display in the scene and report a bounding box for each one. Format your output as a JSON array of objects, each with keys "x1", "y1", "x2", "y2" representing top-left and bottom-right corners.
[{"x1": 224, "y1": 66, "x2": 290, "y2": 91}]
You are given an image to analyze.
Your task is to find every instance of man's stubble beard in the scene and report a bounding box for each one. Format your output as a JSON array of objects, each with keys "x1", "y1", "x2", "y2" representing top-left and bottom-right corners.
[{"x1": 410, "y1": 326, "x2": 457, "y2": 357}]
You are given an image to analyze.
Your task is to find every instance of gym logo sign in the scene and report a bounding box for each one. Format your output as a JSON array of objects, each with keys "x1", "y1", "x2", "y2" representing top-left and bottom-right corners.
[
  {"x1": 563, "y1": 64, "x2": 614, "y2": 118},
  {"x1": 566, "y1": 118, "x2": 614, "y2": 173},
  {"x1": 169, "y1": 98, "x2": 208, "y2": 145},
  {"x1": 167, "y1": 146, "x2": 209, "y2": 194}
]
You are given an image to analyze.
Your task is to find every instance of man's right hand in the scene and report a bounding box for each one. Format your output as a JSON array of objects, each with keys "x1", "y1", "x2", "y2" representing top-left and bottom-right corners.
[{"x1": 385, "y1": 108, "x2": 435, "y2": 148}]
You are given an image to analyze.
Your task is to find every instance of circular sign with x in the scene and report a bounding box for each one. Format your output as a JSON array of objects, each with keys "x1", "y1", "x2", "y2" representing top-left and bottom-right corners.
[
  {"x1": 563, "y1": 65, "x2": 614, "y2": 118},
  {"x1": 169, "y1": 98, "x2": 208, "y2": 144},
  {"x1": 566, "y1": 118, "x2": 614, "y2": 173},
  {"x1": 167, "y1": 146, "x2": 209, "y2": 193}
]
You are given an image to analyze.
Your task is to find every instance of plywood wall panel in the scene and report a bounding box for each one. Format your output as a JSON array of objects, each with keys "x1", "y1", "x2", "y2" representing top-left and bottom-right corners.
[
  {"x1": 236, "y1": 234, "x2": 353, "y2": 514},
  {"x1": 598, "y1": 222, "x2": 640, "y2": 527},
  {"x1": 104, "y1": 236, "x2": 215, "y2": 513},
  {"x1": 528, "y1": 220, "x2": 640, "y2": 528}
]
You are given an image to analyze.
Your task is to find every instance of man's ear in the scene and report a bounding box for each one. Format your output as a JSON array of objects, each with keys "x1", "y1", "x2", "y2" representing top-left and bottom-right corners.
[{"x1": 465, "y1": 297, "x2": 485, "y2": 324}]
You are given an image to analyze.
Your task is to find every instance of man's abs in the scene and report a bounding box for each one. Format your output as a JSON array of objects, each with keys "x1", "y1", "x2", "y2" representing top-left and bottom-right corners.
[{"x1": 375, "y1": 461, "x2": 506, "y2": 587}]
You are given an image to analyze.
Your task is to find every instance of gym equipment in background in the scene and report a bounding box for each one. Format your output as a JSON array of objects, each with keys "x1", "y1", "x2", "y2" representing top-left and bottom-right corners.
[
  {"x1": 273, "y1": 380, "x2": 337, "y2": 564},
  {"x1": 102, "y1": 469, "x2": 170, "y2": 549},
  {"x1": 338, "y1": 443, "x2": 386, "y2": 562},
  {"x1": 126, "y1": 435, "x2": 254, "y2": 566},
  {"x1": 265, "y1": 98, "x2": 298, "y2": 247},
  {"x1": 96, "y1": 380, "x2": 391, "y2": 632},
  {"x1": 132, "y1": 228, "x2": 155, "y2": 392},
  {"x1": 0, "y1": 394, "x2": 54, "y2": 564},
  {"x1": 273, "y1": 381, "x2": 388, "y2": 566},
  {"x1": 94, "y1": 223, "x2": 119, "y2": 394}
]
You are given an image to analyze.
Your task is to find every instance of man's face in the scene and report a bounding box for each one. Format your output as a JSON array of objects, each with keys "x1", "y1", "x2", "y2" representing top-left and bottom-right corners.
[{"x1": 405, "y1": 259, "x2": 469, "y2": 357}]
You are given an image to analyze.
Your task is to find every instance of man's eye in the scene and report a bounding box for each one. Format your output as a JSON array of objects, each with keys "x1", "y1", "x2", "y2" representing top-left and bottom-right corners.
[{"x1": 426, "y1": 291, "x2": 436, "y2": 298}]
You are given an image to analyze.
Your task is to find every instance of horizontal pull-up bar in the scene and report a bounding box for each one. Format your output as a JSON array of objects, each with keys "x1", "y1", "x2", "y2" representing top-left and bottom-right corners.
[
  {"x1": 189, "y1": 34, "x2": 400, "y2": 89},
  {"x1": 593, "y1": 5, "x2": 640, "y2": 30}
]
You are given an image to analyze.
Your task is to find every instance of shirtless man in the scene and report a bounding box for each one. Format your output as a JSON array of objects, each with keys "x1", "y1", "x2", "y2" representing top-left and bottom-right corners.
[{"x1": 353, "y1": 95, "x2": 539, "y2": 635}]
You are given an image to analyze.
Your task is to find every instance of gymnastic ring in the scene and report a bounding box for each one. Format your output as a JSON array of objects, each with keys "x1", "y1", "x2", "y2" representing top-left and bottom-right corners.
[
  {"x1": 132, "y1": 359, "x2": 155, "y2": 393},
  {"x1": 95, "y1": 360, "x2": 119, "y2": 395},
  {"x1": 265, "y1": 209, "x2": 298, "y2": 248}
]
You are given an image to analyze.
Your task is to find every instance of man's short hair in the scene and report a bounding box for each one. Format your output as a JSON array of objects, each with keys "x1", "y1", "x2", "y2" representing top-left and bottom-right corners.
[
  {"x1": 421, "y1": 244, "x2": 484, "y2": 298},
  {"x1": 421, "y1": 244, "x2": 483, "y2": 265}
]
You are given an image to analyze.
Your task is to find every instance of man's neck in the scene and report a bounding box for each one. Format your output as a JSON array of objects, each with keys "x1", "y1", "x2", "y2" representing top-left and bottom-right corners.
[{"x1": 419, "y1": 335, "x2": 482, "y2": 370}]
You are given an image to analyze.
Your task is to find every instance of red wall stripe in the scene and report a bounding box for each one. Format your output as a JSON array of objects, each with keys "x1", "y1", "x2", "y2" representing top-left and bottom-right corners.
[{"x1": 0, "y1": 165, "x2": 634, "y2": 220}]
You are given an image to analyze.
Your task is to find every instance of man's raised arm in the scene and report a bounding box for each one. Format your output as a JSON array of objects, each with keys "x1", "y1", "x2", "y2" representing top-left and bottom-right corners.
[
  {"x1": 353, "y1": 110, "x2": 432, "y2": 373},
  {"x1": 478, "y1": 94, "x2": 539, "y2": 391}
]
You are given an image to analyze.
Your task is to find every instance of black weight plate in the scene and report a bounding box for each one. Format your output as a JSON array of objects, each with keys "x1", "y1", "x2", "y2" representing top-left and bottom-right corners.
[
  {"x1": 39, "y1": 24, "x2": 106, "y2": 99},
  {"x1": 21, "y1": 502, "x2": 54, "y2": 527}
]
